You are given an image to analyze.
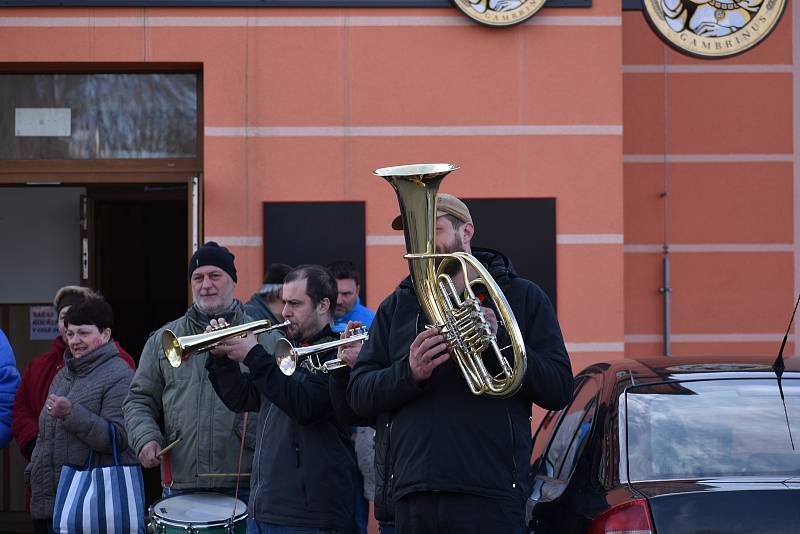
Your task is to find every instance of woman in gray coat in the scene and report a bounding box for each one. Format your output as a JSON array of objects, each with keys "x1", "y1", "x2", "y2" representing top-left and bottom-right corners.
[{"x1": 28, "y1": 297, "x2": 136, "y2": 533}]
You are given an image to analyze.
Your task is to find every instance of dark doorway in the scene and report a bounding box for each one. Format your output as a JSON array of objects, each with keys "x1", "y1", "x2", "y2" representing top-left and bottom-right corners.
[
  {"x1": 88, "y1": 184, "x2": 188, "y2": 360},
  {"x1": 87, "y1": 183, "x2": 188, "y2": 509}
]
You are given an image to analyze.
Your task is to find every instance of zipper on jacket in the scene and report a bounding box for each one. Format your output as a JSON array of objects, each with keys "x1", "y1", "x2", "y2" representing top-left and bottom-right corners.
[
  {"x1": 507, "y1": 410, "x2": 518, "y2": 489},
  {"x1": 382, "y1": 419, "x2": 393, "y2": 508},
  {"x1": 294, "y1": 443, "x2": 301, "y2": 467}
]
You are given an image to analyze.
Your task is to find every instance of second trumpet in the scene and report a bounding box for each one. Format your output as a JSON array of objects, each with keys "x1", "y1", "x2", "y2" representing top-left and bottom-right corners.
[{"x1": 276, "y1": 328, "x2": 369, "y2": 376}]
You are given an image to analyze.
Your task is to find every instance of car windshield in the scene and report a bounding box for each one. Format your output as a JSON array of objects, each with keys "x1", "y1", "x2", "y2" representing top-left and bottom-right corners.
[{"x1": 626, "y1": 378, "x2": 800, "y2": 481}]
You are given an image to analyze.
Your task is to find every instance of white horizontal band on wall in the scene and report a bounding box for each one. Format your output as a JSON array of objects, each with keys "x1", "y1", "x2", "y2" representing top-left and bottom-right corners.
[
  {"x1": 624, "y1": 154, "x2": 795, "y2": 163},
  {"x1": 205, "y1": 125, "x2": 623, "y2": 137},
  {"x1": 623, "y1": 64, "x2": 793, "y2": 74},
  {"x1": 366, "y1": 235, "x2": 406, "y2": 246},
  {"x1": 557, "y1": 234, "x2": 623, "y2": 245},
  {"x1": 566, "y1": 342, "x2": 625, "y2": 353},
  {"x1": 0, "y1": 15, "x2": 621, "y2": 28},
  {"x1": 625, "y1": 244, "x2": 794, "y2": 253},
  {"x1": 626, "y1": 333, "x2": 791, "y2": 343},
  {"x1": 204, "y1": 236, "x2": 263, "y2": 247}
]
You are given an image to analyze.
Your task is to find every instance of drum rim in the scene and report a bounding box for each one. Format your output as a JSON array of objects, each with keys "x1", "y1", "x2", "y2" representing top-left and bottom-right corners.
[{"x1": 149, "y1": 492, "x2": 247, "y2": 527}]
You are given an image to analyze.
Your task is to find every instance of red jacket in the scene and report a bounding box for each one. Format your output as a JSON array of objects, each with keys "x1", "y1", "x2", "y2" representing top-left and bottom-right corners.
[{"x1": 11, "y1": 336, "x2": 136, "y2": 459}]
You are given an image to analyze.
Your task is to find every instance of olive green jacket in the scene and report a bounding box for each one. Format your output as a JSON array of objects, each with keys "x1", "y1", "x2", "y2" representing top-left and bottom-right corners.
[{"x1": 123, "y1": 302, "x2": 257, "y2": 490}]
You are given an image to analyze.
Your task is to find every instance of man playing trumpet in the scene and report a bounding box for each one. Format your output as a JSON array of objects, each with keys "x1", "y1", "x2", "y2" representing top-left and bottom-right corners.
[
  {"x1": 206, "y1": 264, "x2": 358, "y2": 534},
  {"x1": 123, "y1": 241, "x2": 257, "y2": 499}
]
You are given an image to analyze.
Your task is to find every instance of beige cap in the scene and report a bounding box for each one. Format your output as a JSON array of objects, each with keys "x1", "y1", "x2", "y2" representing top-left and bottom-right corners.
[{"x1": 391, "y1": 193, "x2": 472, "y2": 230}]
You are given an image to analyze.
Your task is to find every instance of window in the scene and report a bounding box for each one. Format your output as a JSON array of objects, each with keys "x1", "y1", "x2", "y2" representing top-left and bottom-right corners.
[
  {"x1": 627, "y1": 378, "x2": 800, "y2": 481},
  {"x1": 0, "y1": 73, "x2": 198, "y2": 160}
]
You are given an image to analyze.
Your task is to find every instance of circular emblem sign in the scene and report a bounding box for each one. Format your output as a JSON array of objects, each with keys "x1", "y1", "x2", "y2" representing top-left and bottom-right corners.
[
  {"x1": 452, "y1": 0, "x2": 546, "y2": 27},
  {"x1": 642, "y1": 0, "x2": 787, "y2": 58}
]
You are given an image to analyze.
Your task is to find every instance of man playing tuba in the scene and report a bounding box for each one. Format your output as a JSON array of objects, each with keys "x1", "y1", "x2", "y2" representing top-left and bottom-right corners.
[{"x1": 347, "y1": 190, "x2": 573, "y2": 534}]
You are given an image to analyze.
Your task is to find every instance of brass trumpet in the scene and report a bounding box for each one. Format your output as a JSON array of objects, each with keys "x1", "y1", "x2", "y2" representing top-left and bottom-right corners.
[
  {"x1": 162, "y1": 319, "x2": 291, "y2": 368},
  {"x1": 275, "y1": 327, "x2": 369, "y2": 376}
]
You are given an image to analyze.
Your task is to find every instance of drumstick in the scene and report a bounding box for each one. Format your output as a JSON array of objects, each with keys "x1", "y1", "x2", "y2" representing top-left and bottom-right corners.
[
  {"x1": 155, "y1": 437, "x2": 182, "y2": 459},
  {"x1": 197, "y1": 473, "x2": 251, "y2": 478}
]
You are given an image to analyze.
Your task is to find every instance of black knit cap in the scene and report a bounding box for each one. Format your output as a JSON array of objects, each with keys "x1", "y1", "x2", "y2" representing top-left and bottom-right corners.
[{"x1": 188, "y1": 241, "x2": 237, "y2": 283}]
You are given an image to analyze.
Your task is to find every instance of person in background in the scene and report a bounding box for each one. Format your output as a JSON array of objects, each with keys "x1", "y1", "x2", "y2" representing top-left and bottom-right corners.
[
  {"x1": 124, "y1": 242, "x2": 256, "y2": 502},
  {"x1": 28, "y1": 297, "x2": 136, "y2": 534},
  {"x1": 326, "y1": 261, "x2": 376, "y2": 534},
  {"x1": 327, "y1": 261, "x2": 375, "y2": 334},
  {"x1": 0, "y1": 329, "x2": 21, "y2": 449},
  {"x1": 329, "y1": 321, "x2": 394, "y2": 534},
  {"x1": 13, "y1": 286, "x2": 135, "y2": 462},
  {"x1": 244, "y1": 262, "x2": 292, "y2": 355}
]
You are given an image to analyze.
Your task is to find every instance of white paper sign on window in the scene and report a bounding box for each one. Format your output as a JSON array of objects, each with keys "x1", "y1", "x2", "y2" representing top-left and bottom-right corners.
[
  {"x1": 15, "y1": 108, "x2": 71, "y2": 137},
  {"x1": 30, "y1": 306, "x2": 59, "y2": 341}
]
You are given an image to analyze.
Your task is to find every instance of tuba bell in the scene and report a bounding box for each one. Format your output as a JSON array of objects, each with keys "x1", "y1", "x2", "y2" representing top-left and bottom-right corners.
[{"x1": 374, "y1": 163, "x2": 527, "y2": 398}]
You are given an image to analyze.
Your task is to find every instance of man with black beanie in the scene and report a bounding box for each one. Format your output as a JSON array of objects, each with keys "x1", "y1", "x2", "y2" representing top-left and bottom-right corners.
[{"x1": 124, "y1": 241, "x2": 258, "y2": 502}]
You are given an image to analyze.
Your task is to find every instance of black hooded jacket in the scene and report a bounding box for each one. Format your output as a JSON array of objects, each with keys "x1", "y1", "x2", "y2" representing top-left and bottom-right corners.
[
  {"x1": 346, "y1": 247, "x2": 573, "y2": 506},
  {"x1": 207, "y1": 326, "x2": 357, "y2": 532}
]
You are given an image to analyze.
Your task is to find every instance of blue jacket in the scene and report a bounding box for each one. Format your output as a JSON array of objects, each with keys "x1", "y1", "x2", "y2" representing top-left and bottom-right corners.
[
  {"x1": 0, "y1": 330, "x2": 21, "y2": 449},
  {"x1": 332, "y1": 298, "x2": 375, "y2": 333}
]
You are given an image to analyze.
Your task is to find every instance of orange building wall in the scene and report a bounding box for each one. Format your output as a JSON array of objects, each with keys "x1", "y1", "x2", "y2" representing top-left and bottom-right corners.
[
  {"x1": 0, "y1": 3, "x2": 627, "y2": 370},
  {"x1": 622, "y1": 3, "x2": 798, "y2": 358}
]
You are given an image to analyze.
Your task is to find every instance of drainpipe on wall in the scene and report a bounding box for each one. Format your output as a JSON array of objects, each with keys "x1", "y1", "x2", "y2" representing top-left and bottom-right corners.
[{"x1": 661, "y1": 243, "x2": 672, "y2": 357}]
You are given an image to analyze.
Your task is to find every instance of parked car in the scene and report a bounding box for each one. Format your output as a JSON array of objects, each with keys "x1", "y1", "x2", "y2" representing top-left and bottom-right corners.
[{"x1": 527, "y1": 355, "x2": 800, "y2": 533}]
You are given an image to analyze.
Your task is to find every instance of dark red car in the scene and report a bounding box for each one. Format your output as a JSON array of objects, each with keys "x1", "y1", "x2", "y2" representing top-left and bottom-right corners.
[{"x1": 527, "y1": 355, "x2": 800, "y2": 533}]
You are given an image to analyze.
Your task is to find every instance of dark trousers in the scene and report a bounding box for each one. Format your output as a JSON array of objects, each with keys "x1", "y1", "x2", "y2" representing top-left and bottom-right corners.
[
  {"x1": 32, "y1": 519, "x2": 54, "y2": 534},
  {"x1": 395, "y1": 491, "x2": 526, "y2": 534}
]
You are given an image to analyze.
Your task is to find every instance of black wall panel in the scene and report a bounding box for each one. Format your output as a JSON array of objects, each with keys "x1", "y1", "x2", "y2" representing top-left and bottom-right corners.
[{"x1": 263, "y1": 201, "x2": 367, "y2": 300}]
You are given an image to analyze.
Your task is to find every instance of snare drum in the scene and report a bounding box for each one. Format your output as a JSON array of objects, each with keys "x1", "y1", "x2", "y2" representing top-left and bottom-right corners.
[{"x1": 148, "y1": 492, "x2": 247, "y2": 533}]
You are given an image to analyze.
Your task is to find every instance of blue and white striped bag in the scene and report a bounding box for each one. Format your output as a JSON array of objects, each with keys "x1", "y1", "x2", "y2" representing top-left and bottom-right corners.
[{"x1": 53, "y1": 423, "x2": 145, "y2": 534}]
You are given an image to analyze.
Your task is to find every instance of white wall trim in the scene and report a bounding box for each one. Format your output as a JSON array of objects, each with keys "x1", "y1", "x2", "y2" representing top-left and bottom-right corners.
[
  {"x1": 557, "y1": 234, "x2": 623, "y2": 245},
  {"x1": 566, "y1": 342, "x2": 625, "y2": 353},
  {"x1": 204, "y1": 236, "x2": 263, "y2": 247},
  {"x1": 205, "y1": 125, "x2": 623, "y2": 137},
  {"x1": 625, "y1": 243, "x2": 794, "y2": 253},
  {"x1": 624, "y1": 153, "x2": 794, "y2": 163},
  {"x1": 0, "y1": 15, "x2": 621, "y2": 28},
  {"x1": 366, "y1": 235, "x2": 406, "y2": 246},
  {"x1": 626, "y1": 333, "x2": 791, "y2": 343},
  {"x1": 623, "y1": 64, "x2": 793, "y2": 74}
]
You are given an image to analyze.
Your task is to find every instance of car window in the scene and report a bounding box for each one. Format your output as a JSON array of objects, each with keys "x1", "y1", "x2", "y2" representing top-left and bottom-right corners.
[
  {"x1": 531, "y1": 377, "x2": 586, "y2": 467},
  {"x1": 543, "y1": 376, "x2": 601, "y2": 481},
  {"x1": 626, "y1": 378, "x2": 800, "y2": 481}
]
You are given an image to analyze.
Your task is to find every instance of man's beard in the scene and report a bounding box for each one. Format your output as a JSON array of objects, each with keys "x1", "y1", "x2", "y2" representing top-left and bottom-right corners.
[{"x1": 435, "y1": 234, "x2": 465, "y2": 277}]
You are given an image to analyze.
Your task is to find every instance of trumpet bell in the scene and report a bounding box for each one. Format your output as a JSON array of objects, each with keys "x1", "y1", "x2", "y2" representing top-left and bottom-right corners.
[
  {"x1": 162, "y1": 330, "x2": 183, "y2": 368},
  {"x1": 275, "y1": 338, "x2": 297, "y2": 376}
]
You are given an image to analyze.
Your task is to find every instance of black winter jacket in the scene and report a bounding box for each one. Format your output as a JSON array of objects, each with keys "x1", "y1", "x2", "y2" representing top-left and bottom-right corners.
[
  {"x1": 207, "y1": 326, "x2": 357, "y2": 532},
  {"x1": 347, "y1": 248, "x2": 573, "y2": 504}
]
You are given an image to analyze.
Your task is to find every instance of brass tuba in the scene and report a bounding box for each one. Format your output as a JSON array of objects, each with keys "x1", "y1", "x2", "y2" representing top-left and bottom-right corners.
[{"x1": 374, "y1": 163, "x2": 527, "y2": 397}]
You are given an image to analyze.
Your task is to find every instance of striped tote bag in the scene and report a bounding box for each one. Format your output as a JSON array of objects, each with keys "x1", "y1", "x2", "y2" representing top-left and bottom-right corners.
[{"x1": 53, "y1": 423, "x2": 145, "y2": 534}]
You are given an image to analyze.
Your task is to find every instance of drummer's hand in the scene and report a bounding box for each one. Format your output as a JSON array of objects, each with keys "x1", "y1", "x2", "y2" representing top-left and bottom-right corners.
[
  {"x1": 139, "y1": 440, "x2": 161, "y2": 468},
  {"x1": 216, "y1": 331, "x2": 258, "y2": 363},
  {"x1": 337, "y1": 321, "x2": 363, "y2": 368}
]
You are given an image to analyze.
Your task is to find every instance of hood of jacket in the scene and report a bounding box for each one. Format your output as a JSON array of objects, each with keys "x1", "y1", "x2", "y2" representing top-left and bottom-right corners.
[{"x1": 64, "y1": 341, "x2": 120, "y2": 377}]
